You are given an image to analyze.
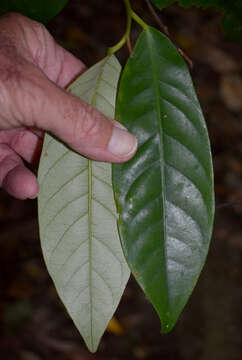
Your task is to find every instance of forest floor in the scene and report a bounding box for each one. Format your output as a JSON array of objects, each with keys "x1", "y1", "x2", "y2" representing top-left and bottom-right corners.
[{"x1": 1, "y1": 1, "x2": 242, "y2": 359}]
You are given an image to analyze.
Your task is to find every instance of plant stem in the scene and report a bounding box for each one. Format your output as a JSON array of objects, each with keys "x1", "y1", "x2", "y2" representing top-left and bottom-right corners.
[
  {"x1": 131, "y1": 11, "x2": 148, "y2": 30},
  {"x1": 108, "y1": 0, "x2": 132, "y2": 55},
  {"x1": 145, "y1": 0, "x2": 169, "y2": 36}
]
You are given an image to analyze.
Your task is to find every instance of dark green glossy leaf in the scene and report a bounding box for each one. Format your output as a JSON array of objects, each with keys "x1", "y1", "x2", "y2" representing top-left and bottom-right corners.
[
  {"x1": 113, "y1": 26, "x2": 214, "y2": 332},
  {"x1": 0, "y1": 0, "x2": 68, "y2": 23},
  {"x1": 151, "y1": 0, "x2": 242, "y2": 43}
]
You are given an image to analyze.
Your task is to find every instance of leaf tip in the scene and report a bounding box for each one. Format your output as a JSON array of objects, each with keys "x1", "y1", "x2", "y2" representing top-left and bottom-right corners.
[
  {"x1": 84, "y1": 338, "x2": 100, "y2": 354},
  {"x1": 159, "y1": 310, "x2": 178, "y2": 334},
  {"x1": 160, "y1": 320, "x2": 174, "y2": 334}
]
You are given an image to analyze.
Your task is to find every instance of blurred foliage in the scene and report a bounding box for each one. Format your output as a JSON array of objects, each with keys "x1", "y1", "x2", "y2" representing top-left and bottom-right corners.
[
  {"x1": 0, "y1": 0, "x2": 69, "y2": 23},
  {"x1": 4, "y1": 299, "x2": 32, "y2": 333},
  {"x1": 152, "y1": 0, "x2": 242, "y2": 42}
]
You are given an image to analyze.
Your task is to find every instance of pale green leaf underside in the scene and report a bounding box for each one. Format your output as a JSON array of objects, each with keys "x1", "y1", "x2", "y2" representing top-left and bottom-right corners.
[{"x1": 38, "y1": 56, "x2": 130, "y2": 352}]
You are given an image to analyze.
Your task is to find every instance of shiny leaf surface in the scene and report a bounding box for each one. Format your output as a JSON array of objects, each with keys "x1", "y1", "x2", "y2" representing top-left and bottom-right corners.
[
  {"x1": 113, "y1": 27, "x2": 214, "y2": 332},
  {"x1": 38, "y1": 56, "x2": 130, "y2": 352}
]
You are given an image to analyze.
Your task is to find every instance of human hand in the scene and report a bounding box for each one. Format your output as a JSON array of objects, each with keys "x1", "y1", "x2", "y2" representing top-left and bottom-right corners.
[{"x1": 0, "y1": 13, "x2": 137, "y2": 200}]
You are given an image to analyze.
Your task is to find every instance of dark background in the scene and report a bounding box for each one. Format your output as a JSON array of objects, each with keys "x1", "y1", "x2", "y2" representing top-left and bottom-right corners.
[{"x1": 1, "y1": 1, "x2": 242, "y2": 359}]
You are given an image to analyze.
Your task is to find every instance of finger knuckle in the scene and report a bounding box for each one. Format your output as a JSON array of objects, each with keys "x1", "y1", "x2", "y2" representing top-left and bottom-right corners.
[
  {"x1": 0, "y1": 144, "x2": 19, "y2": 184},
  {"x1": 0, "y1": 144, "x2": 10, "y2": 163},
  {"x1": 64, "y1": 99, "x2": 101, "y2": 144},
  {"x1": 9, "y1": 130, "x2": 28, "y2": 150},
  {"x1": 0, "y1": 61, "x2": 36, "y2": 126},
  {"x1": 79, "y1": 106, "x2": 100, "y2": 138},
  {"x1": 0, "y1": 57, "x2": 24, "y2": 126},
  {"x1": 0, "y1": 14, "x2": 47, "y2": 127}
]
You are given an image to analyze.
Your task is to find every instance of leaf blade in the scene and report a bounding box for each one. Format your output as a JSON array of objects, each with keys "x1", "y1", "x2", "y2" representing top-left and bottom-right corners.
[
  {"x1": 113, "y1": 27, "x2": 214, "y2": 332},
  {"x1": 38, "y1": 55, "x2": 130, "y2": 352}
]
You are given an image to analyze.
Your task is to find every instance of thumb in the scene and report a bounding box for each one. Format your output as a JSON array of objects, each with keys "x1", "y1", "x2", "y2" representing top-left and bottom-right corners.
[{"x1": 28, "y1": 71, "x2": 137, "y2": 162}]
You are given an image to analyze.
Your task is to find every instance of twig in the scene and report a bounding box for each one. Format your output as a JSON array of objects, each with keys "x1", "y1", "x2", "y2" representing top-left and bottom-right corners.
[
  {"x1": 145, "y1": 0, "x2": 193, "y2": 69},
  {"x1": 145, "y1": 0, "x2": 169, "y2": 36},
  {"x1": 126, "y1": 36, "x2": 132, "y2": 54},
  {"x1": 178, "y1": 48, "x2": 193, "y2": 69},
  {"x1": 216, "y1": 199, "x2": 242, "y2": 210}
]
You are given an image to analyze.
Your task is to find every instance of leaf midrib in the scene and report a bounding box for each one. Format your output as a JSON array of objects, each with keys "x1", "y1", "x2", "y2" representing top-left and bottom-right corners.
[
  {"x1": 145, "y1": 29, "x2": 169, "y2": 311},
  {"x1": 88, "y1": 57, "x2": 111, "y2": 350}
]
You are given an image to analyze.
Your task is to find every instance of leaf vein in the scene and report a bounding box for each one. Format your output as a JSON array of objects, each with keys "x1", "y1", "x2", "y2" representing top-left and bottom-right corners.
[
  {"x1": 165, "y1": 163, "x2": 209, "y2": 217},
  {"x1": 57, "y1": 240, "x2": 88, "y2": 273},
  {"x1": 166, "y1": 199, "x2": 204, "y2": 239},
  {"x1": 158, "y1": 78, "x2": 200, "y2": 114},
  {"x1": 128, "y1": 217, "x2": 161, "y2": 254},
  {"x1": 93, "y1": 196, "x2": 117, "y2": 219},
  {"x1": 75, "y1": 86, "x2": 94, "y2": 99},
  {"x1": 168, "y1": 257, "x2": 190, "y2": 271},
  {"x1": 70, "y1": 285, "x2": 89, "y2": 306},
  {"x1": 96, "y1": 90, "x2": 115, "y2": 110},
  {"x1": 106, "y1": 60, "x2": 120, "y2": 72},
  {"x1": 137, "y1": 133, "x2": 157, "y2": 153},
  {"x1": 63, "y1": 260, "x2": 89, "y2": 290},
  {"x1": 164, "y1": 133, "x2": 210, "y2": 180},
  {"x1": 159, "y1": 93, "x2": 203, "y2": 140},
  {"x1": 93, "y1": 268, "x2": 115, "y2": 304},
  {"x1": 71, "y1": 74, "x2": 101, "y2": 88},
  {"x1": 124, "y1": 159, "x2": 160, "y2": 201},
  {"x1": 42, "y1": 166, "x2": 88, "y2": 211},
  {"x1": 93, "y1": 173, "x2": 112, "y2": 188},
  {"x1": 167, "y1": 234, "x2": 193, "y2": 252},
  {"x1": 93, "y1": 235, "x2": 123, "y2": 280},
  {"x1": 40, "y1": 149, "x2": 70, "y2": 188},
  {"x1": 48, "y1": 209, "x2": 88, "y2": 263},
  {"x1": 101, "y1": 76, "x2": 118, "y2": 90},
  {"x1": 44, "y1": 194, "x2": 88, "y2": 235}
]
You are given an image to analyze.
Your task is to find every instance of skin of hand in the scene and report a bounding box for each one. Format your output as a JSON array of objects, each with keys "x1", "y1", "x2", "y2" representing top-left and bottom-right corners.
[{"x1": 0, "y1": 13, "x2": 137, "y2": 200}]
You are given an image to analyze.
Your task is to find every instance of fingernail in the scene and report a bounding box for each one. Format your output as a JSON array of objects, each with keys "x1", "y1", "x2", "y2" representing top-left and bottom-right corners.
[
  {"x1": 113, "y1": 120, "x2": 128, "y2": 131},
  {"x1": 108, "y1": 127, "x2": 137, "y2": 158}
]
